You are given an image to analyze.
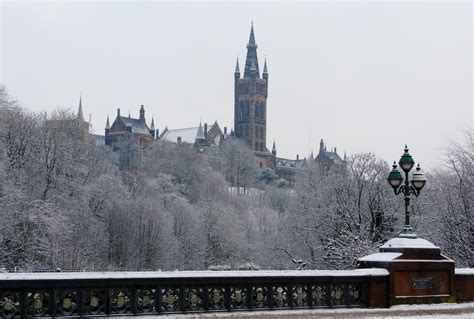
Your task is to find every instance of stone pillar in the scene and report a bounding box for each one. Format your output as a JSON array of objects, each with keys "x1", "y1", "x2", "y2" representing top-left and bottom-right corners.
[{"x1": 358, "y1": 237, "x2": 456, "y2": 305}]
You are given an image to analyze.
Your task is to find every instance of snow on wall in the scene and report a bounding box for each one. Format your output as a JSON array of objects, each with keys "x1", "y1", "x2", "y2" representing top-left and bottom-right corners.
[
  {"x1": 358, "y1": 252, "x2": 402, "y2": 262},
  {"x1": 381, "y1": 237, "x2": 439, "y2": 249},
  {"x1": 455, "y1": 268, "x2": 474, "y2": 275},
  {"x1": 0, "y1": 269, "x2": 389, "y2": 281}
]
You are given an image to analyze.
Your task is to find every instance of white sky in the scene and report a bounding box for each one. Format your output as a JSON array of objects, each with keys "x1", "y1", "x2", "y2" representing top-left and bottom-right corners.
[{"x1": 1, "y1": 1, "x2": 472, "y2": 168}]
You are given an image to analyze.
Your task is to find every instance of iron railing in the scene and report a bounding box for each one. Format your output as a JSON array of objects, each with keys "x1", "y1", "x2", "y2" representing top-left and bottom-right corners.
[{"x1": 0, "y1": 269, "x2": 388, "y2": 318}]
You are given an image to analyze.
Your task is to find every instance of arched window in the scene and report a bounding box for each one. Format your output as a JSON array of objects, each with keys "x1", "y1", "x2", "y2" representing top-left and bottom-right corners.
[{"x1": 239, "y1": 100, "x2": 244, "y2": 119}]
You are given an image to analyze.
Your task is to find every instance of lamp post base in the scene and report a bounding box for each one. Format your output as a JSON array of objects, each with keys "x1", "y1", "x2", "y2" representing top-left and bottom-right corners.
[{"x1": 399, "y1": 226, "x2": 417, "y2": 239}]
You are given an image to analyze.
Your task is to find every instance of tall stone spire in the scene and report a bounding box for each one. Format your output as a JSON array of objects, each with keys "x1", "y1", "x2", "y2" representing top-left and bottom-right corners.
[
  {"x1": 244, "y1": 22, "x2": 260, "y2": 78},
  {"x1": 77, "y1": 94, "x2": 84, "y2": 121}
]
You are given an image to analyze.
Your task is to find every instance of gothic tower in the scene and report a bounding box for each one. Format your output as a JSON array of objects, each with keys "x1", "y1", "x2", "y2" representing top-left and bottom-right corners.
[{"x1": 234, "y1": 23, "x2": 269, "y2": 153}]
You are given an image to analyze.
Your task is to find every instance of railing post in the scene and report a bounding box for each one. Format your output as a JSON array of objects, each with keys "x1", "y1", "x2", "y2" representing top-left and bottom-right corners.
[
  {"x1": 327, "y1": 283, "x2": 333, "y2": 308},
  {"x1": 345, "y1": 283, "x2": 349, "y2": 307},
  {"x1": 268, "y1": 284, "x2": 273, "y2": 309},
  {"x1": 308, "y1": 282, "x2": 313, "y2": 308},
  {"x1": 106, "y1": 288, "x2": 111, "y2": 315},
  {"x1": 20, "y1": 289, "x2": 28, "y2": 318},
  {"x1": 131, "y1": 287, "x2": 137, "y2": 314},
  {"x1": 78, "y1": 288, "x2": 84, "y2": 316},
  {"x1": 246, "y1": 286, "x2": 251, "y2": 310},
  {"x1": 204, "y1": 285, "x2": 209, "y2": 312},
  {"x1": 156, "y1": 286, "x2": 162, "y2": 315},
  {"x1": 50, "y1": 287, "x2": 57, "y2": 316},
  {"x1": 179, "y1": 287, "x2": 185, "y2": 313},
  {"x1": 224, "y1": 285, "x2": 230, "y2": 312}
]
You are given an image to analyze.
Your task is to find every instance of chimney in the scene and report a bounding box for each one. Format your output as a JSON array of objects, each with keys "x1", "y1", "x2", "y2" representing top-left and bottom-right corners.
[
  {"x1": 177, "y1": 136, "x2": 182, "y2": 144},
  {"x1": 297, "y1": 154, "x2": 299, "y2": 161},
  {"x1": 117, "y1": 108, "x2": 121, "y2": 117},
  {"x1": 204, "y1": 123, "x2": 208, "y2": 137},
  {"x1": 224, "y1": 126, "x2": 227, "y2": 134},
  {"x1": 334, "y1": 147, "x2": 337, "y2": 154}
]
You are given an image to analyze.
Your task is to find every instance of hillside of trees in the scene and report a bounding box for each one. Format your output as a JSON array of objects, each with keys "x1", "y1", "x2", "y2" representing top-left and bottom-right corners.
[{"x1": 0, "y1": 85, "x2": 472, "y2": 271}]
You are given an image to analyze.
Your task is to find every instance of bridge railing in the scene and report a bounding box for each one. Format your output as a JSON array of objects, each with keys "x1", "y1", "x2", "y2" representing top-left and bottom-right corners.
[{"x1": 0, "y1": 269, "x2": 388, "y2": 318}]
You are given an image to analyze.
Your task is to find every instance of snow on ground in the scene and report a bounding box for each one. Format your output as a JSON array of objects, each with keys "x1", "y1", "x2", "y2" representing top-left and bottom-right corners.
[
  {"x1": 0, "y1": 268, "x2": 389, "y2": 280},
  {"x1": 114, "y1": 303, "x2": 474, "y2": 318}
]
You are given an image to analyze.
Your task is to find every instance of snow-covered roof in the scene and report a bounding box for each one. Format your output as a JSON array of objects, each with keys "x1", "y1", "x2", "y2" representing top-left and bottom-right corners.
[
  {"x1": 119, "y1": 116, "x2": 150, "y2": 135},
  {"x1": 381, "y1": 237, "x2": 439, "y2": 249},
  {"x1": 0, "y1": 269, "x2": 389, "y2": 281},
  {"x1": 161, "y1": 127, "x2": 199, "y2": 144}
]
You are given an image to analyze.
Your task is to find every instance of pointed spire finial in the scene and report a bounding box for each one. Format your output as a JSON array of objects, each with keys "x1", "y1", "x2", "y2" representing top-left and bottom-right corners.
[
  {"x1": 105, "y1": 114, "x2": 110, "y2": 129},
  {"x1": 196, "y1": 121, "x2": 205, "y2": 142},
  {"x1": 248, "y1": 21, "x2": 256, "y2": 46},
  {"x1": 77, "y1": 92, "x2": 84, "y2": 121},
  {"x1": 150, "y1": 117, "x2": 155, "y2": 130},
  {"x1": 263, "y1": 56, "x2": 268, "y2": 74},
  {"x1": 235, "y1": 56, "x2": 240, "y2": 73}
]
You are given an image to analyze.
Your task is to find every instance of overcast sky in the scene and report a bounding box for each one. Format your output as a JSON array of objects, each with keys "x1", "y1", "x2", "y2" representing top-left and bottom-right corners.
[{"x1": 1, "y1": 1, "x2": 472, "y2": 168}]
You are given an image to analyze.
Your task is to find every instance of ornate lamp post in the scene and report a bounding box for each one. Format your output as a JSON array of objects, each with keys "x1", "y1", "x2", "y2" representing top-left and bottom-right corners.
[{"x1": 387, "y1": 145, "x2": 427, "y2": 238}]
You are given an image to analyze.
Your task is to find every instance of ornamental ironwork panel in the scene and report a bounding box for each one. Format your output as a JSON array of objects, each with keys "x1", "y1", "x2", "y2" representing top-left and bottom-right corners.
[
  {"x1": 230, "y1": 287, "x2": 248, "y2": 310},
  {"x1": 56, "y1": 290, "x2": 79, "y2": 316},
  {"x1": 160, "y1": 287, "x2": 180, "y2": 313},
  {"x1": 0, "y1": 271, "x2": 377, "y2": 317},
  {"x1": 207, "y1": 287, "x2": 225, "y2": 311},
  {"x1": 110, "y1": 288, "x2": 132, "y2": 314},
  {"x1": 136, "y1": 288, "x2": 157, "y2": 313},
  {"x1": 27, "y1": 290, "x2": 50, "y2": 317},
  {"x1": 330, "y1": 284, "x2": 346, "y2": 306},
  {"x1": 184, "y1": 288, "x2": 205, "y2": 312},
  {"x1": 0, "y1": 291, "x2": 20, "y2": 318},
  {"x1": 291, "y1": 285, "x2": 309, "y2": 308},
  {"x1": 83, "y1": 289, "x2": 106, "y2": 315},
  {"x1": 348, "y1": 283, "x2": 364, "y2": 306},
  {"x1": 251, "y1": 286, "x2": 270, "y2": 309},
  {"x1": 311, "y1": 284, "x2": 329, "y2": 307},
  {"x1": 272, "y1": 286, "x2": 289, "y2": 309}
]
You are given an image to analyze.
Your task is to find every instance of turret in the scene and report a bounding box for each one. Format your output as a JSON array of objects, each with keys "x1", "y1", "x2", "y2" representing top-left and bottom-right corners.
[
  {"x1": 263, "y1": 57, "x2": 268, "y2": 81},
  {"x1": 77, "y1": 94, "x2": 84, "y2": 121},
  {"x1": 105, "y1": 115, "x2": 111, "y2": 145},
  {"x1": 319, "y1": 139, "x2": 325, "y2": 153},
  {"x1": 195, "y1": 122, "x2": 206, "y2": 146},
  {"x1": 234, "y1": 57, "x2": 240, "y2": 81},
  {"x1": 139, "y1": 104, "x2": 145, "y2": 121},
  {"x1": 149, "y1": 117, "x2": 156, "y2": 139}
]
